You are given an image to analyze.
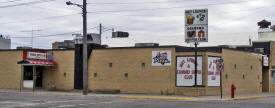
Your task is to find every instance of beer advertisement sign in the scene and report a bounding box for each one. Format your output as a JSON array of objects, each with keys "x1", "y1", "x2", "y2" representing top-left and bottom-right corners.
[
  {"x1": 176, "y1": 56, "x2": 202, "y2": 86},
  {"x1": 185, "y1": 9, "x2": 208, "y2": 43},
  {"x1": 152, "y1": 50, "x2": 171, "y2": 66}
]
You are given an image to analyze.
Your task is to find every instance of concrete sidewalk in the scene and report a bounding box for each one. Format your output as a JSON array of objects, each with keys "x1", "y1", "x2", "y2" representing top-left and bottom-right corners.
[{"x1": 0, "y1": 89, "x2": 274, "y2": 101}]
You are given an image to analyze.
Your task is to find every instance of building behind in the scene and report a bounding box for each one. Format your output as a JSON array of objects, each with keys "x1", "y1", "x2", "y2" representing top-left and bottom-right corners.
[
  {"x1": 258, "y1": 20, "x2": 275, "y2": 41},
  {"x1": 0, "y1": 35, "x2": 11, "y2": 49}
]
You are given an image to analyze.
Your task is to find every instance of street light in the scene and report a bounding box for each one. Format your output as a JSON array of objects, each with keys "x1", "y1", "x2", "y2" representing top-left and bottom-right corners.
[
  {"x1": 66, "y1": 1, "x2": 83, "y2": 8},
  {"x1": 66, "y1": 0, "x2": 89, "y2": 95}
]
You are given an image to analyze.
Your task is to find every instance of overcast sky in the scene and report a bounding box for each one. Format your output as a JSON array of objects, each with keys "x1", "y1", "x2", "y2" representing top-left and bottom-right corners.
[{"x1": 0, "y1": 0, "x2": 275, "y2": 49}]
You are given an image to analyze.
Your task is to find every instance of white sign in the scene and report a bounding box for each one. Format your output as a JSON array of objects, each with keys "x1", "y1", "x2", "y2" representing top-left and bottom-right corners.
[
  {"x1": 185, "y1": 9, "x2": 208, "y2": 43},
  {"x1": 263, "y1": 55, "x2": 269, "y2": 67},
  {"x1": 176, "y1": 56, "x2": 202, "y2": 86},
  {"x1": 185, "y1": 25, "x2": 208, "y2": 42},
  {"x1": 208, "y1": 57, "x2": 221, "y2": 86},
  {"x1": 152, "y1": 50, "x2": 171, "y2": 66},
  {"x1": 27, "y1": 52, "x2": 47, "y2": 60}
]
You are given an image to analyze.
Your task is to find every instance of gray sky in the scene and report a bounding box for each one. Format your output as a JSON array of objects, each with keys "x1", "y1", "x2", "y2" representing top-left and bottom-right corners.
[{"x1": 0, "y1": 0, "x2": 274, "y2": 49}]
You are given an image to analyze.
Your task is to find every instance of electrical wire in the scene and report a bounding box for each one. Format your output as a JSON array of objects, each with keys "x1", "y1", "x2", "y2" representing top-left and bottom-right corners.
[
  {"x1": 89, "y1": 4, "x2": 275, "y2": 17},
  {"x1": 11, "y1": 26, "x2": 98, "y2": 38},
  {"x1": 0, "y1": 0, "x2": 56, "y2": 8},
  {"x1": 88, "y1": 0, "x2": 256, "y2": 13},
  {"x1": 0, "y1": 0, "x2": 261, "y2": 25},
  {"x1": 87, "y1": 0, "x2": 199, "y2": 5},
  {"x1": 0, "y1": 13, "x2": 81, "y2": 25},
  {"x1": 0, "y1": 0, "x2": 23, "y2": 4}
]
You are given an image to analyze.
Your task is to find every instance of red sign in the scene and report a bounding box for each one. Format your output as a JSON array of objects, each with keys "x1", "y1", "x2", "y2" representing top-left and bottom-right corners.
[{"x1": 23, "y1": 50, "x2": 52, "y2": 61}]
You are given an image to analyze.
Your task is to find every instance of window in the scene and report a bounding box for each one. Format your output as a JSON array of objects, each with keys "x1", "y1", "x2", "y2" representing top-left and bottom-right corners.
[
  {"x1": 94, "y1": 73, "x2": 97, "y2": 78},
  {"x1": 225, "y1": 74, "x2": 228, "y2": 79},
  {"x1": 109, "y1": 63, "x2": 112, "y2": 67},
  {"x1": 141, "y1": 63, "x2": 145, "y2": 67},
  {"x1": 63, "y1": 72, "x2": 67, "y2": 77},
  {"x1": 124, "y1": 73, "x2": 128, "y2": 78},
  {"x1": 234, "y1": 64, "x2": 237, "y2": 69},
  {"x1": 251, "y1": 65, "x2": 253, "y2": 71},
  {"x1": 272, "y1": 71, "x2": 275, "y2": 84}
]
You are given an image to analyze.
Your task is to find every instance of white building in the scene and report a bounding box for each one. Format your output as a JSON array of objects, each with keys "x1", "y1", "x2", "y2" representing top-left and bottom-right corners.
[
  {"x1": 0, "y1": 35, "x2": 11, "y2": 49},
  {"x1": 258, "y1": 20, "x2": 275, "y2": 41}
]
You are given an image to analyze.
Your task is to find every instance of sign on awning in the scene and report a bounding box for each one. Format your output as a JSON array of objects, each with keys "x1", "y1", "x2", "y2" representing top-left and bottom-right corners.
[{"x1": 17, "y1": 60, "x2": 56, "y2": 66}]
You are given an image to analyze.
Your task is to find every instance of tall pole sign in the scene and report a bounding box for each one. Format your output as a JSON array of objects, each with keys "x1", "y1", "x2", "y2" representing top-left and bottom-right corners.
[
  {"x1": 185, "y1": 9, "x2": 208, "y2": 43},
  {"x1": 185, "y1": 9, "x2": 208, "y2": 86}
]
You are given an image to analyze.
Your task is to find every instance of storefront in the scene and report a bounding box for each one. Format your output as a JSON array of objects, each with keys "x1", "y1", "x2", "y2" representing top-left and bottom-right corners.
[{"x1": 17, "y1": 50, "x2": 56, "y2": 90}]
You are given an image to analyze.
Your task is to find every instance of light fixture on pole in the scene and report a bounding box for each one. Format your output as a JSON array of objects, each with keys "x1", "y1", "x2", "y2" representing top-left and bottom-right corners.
[{"x1": 66, "y1": 0, "x2": 89, "y2": 95}]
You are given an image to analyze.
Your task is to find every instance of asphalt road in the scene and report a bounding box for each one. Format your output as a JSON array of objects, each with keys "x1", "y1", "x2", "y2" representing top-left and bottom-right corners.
[{"x1": 0, "y1": 92, "x2": 275, "y2": 108}]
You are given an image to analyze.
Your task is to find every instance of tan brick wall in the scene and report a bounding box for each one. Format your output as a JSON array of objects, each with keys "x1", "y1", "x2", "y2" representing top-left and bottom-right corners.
[
  {"x1": 43, "y1": 50, "x2": 75, "y2": 91},
  {"x1": 88, "y1": 47, "x2": 176, "y2": 94},
  {"x1": 262, "y1": 69, "x2": 269, "y2": 91},
  {"x1": 221, "y1": 49, "x2": 262, "y2": 95},
  {"x1": 0, "y1": 51, "x2": 22, "y2": 89},
  {"x1": 87, "y1": 47, "x2": 262, "y2": 96}
]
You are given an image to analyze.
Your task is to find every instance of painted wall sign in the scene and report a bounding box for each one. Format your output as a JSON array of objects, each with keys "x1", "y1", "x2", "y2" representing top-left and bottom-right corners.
[
  {"x1": 208, "y1": 57, "x2": 221, "y2": 86},
  {"x1": 263, "y1": 55, "x2": 269, "y2": 67},
  {"x1": 176, "y1": 56, "x2": 202, "y2": 86},
  {"x1": 185, "y1": 9, "x2": 208, "y2": 43},
  {"x1": 152, "y1": 50, "x2": 171, "y2": 66}
]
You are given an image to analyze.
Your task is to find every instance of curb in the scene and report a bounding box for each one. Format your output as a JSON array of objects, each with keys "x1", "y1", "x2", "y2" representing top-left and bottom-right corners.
[
  {"x1": 120, "y1": 96, "x2": 198, "y2": 101},
  {"x1": 219, "y1": 96, "x2": 268, "y2": 101},
  {"x1": 232, "y1": 96, "x2": 268, "y2": 100}
]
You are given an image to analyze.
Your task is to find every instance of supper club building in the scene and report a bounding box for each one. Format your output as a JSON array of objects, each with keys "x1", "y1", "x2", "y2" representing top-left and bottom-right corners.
[{"x1": 0, "y1": 45, "x2": 269, "y2": 96}]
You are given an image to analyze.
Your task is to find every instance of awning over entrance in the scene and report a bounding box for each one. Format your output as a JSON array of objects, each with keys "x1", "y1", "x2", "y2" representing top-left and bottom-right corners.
[{"x1": 17, "y1": 60, "x2": 56, "y2": 66}]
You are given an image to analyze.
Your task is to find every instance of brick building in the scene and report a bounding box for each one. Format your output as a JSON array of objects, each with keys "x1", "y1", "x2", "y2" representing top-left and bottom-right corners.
[{"x1": 0, "y1": 44, "x2": 268, "y2": 96}]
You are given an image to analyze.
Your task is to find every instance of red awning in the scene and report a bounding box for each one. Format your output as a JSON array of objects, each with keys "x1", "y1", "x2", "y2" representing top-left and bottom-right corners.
[{"x1": 17, "y1": 60, "x2": 56, "y2": 66}]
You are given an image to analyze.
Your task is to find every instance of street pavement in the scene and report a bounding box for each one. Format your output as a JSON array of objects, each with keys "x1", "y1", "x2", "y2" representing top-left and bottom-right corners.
[{"x1": 1, "y1": 90, "x2": 275, "y2": 108}]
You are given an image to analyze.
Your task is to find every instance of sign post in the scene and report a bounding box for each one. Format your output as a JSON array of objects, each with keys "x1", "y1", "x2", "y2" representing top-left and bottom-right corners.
[
  {"x1": 216, "y1": 58, "x2": 224, "y2": 99},
  {"x1": 185, "y1": 9, "x2": 208, "y2": 86}
]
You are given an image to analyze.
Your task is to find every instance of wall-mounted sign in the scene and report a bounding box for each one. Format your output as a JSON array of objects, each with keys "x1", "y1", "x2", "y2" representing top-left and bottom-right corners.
[
  {"x1": 263, "y1": 55, "x2": 269, "y2": 67},
  {"x1": 27, "y1": 52, "x2": 47, "y2": 60},
  {"x1": 208, "y1": 57, "x2": 221, "y2": 86},
  {"x1": 152, "y1": 50, "x2": 171, "y2": 66},
  {"x1": 185, "y1": 9, "x2": 208, "y2": 43},
  {"x1": 176, "y1": 56, "x2": 202, "y2": 86},
  {"x1": 23, "y1": 50, "x2": 53, "y2": 61}
]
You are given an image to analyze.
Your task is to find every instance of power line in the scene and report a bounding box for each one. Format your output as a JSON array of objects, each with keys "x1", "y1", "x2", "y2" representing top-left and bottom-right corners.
[
  {"x1": 0, "y1": 13, "x2": 80, "y2": 25},
  {"x1": 89, "y1": 4, "x2": 275, "y2": 17},
  {"x1": 0, "y1": 0, "x2": 259, "y2": 25},
  {"x1": 11, "y1": 26, "x2": 98, "y2": 38},
  {"x1": 0, "y1": 0, "x2": 56, "y2": 8},
  {"x1": 88, "y1": 0, "x2": 256, "y2": 13},
  {"x1": 87, "y1": 0, "x2": 199, "y2": 5},
  {"x1": 0, "y1": 0, "x2": 23, "y2": 4}
]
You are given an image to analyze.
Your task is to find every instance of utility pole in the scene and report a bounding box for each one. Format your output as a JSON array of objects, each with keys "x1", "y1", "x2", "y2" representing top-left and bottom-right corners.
[
  {"x1": 82, "y1": 0, "x2": 88, "y2": 95},
  {"x1": 66, "y1": 0, "x2": 89, "y2": 95},
  {"x1": 21, "y1": 29, "x2": 41, "y2": 48},
  {"x1": 99, "y1": 23, "x2": 102, "y2": 37},
  {"x1": 194, "y1": 41, "x2": 198, "y2": 86}
]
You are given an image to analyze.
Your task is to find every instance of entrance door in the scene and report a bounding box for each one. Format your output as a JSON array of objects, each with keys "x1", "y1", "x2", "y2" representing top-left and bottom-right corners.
[
  {"x1": 23, "y1": 66, "x2": 33, "y2": 89},
  {"x1": 36, "y1": 67, "x2": 43, "y2": 87}
]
